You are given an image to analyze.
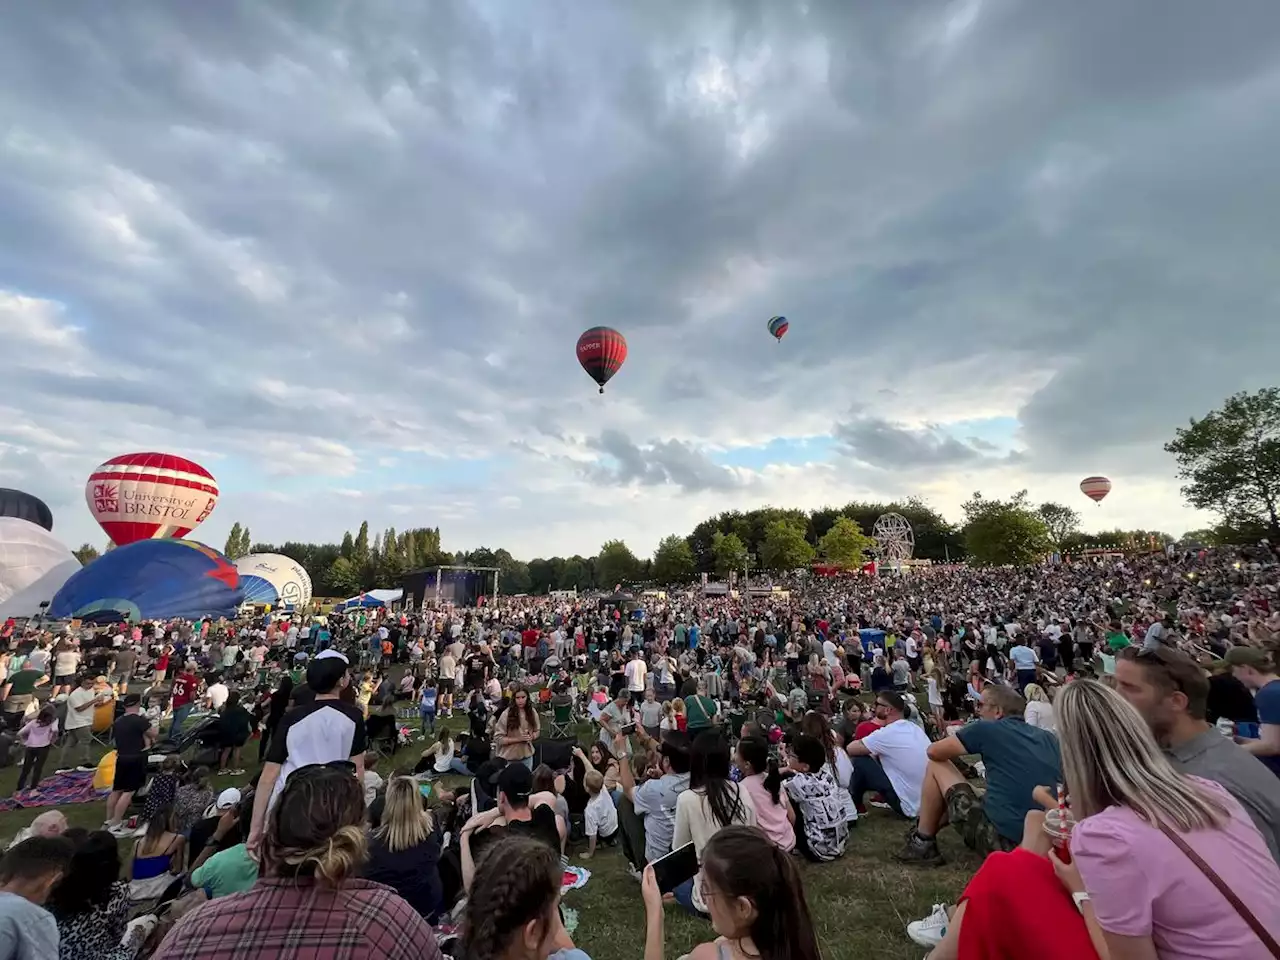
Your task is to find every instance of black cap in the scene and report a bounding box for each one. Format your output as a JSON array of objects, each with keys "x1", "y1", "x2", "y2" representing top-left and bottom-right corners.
[
  {"x1": 495, "y1": 762, "x2": 532, "y2": 804},
  {"x1": 122, "y1": 693, "x2": 141, "y2": 708}
]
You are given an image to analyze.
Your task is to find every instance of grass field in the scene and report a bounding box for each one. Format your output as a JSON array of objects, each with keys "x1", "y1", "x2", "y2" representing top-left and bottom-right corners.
[{"x1": 0, "y1": 714, "x2": 978, "y2": 960}]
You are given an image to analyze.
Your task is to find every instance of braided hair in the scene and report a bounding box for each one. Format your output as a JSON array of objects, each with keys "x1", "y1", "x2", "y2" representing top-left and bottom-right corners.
[{"x1": 462, "y1": 835, "x2": 562, "y2": 960}]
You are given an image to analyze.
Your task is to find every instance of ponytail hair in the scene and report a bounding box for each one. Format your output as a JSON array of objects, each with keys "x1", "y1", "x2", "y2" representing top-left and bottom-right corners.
[
  {"x1": 263, "y1": 764, "x2": 368, "y2": 886},
  {"x1": 737, "y1": 736, "x2": 781, "y2": 807},
  {"x1": 462, "y1": 836, "x2": 561, "y2": 960},
  {"x1": 702, "y1": 826, "x2": 822, "y2": 960}
]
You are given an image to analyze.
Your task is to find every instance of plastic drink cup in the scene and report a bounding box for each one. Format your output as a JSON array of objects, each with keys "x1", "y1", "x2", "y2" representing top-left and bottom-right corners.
[{"x1": 1043, "y1": 808, "x2": 1076, "y2": 864}]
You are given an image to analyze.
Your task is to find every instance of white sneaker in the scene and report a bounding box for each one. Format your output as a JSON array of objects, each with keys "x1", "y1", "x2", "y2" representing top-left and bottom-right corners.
[{"x1": 907, "y1": 903, "x2": 950, "y2": 948}]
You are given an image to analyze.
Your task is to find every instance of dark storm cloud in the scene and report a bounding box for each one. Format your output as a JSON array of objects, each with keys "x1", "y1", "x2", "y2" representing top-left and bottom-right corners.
[
  {"x1": 585, "y1": 429, "x2": 744, "y2": 493},
  {"x1": 0, "y1": 0, "x2": 1277, "y2": 549},
  {"x1": 833, "y1": 415, "x2": 1005, "y2": 470}
]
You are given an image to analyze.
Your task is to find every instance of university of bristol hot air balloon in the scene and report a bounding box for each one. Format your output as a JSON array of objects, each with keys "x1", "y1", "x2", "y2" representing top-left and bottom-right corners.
[
  {"x1": 576, "y1": 327, "x2": 628, "y2": 393},
  {"x1": 85, "y1": 452, "x2": 219, "y2": 546}
]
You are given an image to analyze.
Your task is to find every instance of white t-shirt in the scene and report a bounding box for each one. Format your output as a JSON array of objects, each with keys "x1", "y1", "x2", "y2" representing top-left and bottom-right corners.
[
  {"x1": 624, "y1": 659, "x2": 647, "y2": 693},
  {"x1": 584, "y1": 790, "x2": 618, "y2": 839},
  {"x1": 860, "y1": 719, "x2": 931, "y2": 817},
  {"x1": 64, "y1": 688, "x2": 99, "y2": 731},
  {"x1": 822, "y1": 639, "x2": 838, "y2": 667},
  {"x1": 53, "y1": 650, "x2": 80, "y2": 677},
  {"x1": 206, "y1": 682, "x2": 229, "y2": 710}
]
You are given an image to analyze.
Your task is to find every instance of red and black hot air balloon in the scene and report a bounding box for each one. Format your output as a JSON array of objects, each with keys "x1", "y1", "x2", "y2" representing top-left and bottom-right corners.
[{"x1": 576, "y1": 326, "x2": 627, "y2": 394}]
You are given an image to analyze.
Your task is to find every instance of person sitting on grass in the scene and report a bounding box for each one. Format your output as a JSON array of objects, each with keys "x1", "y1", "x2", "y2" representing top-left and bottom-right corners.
[
  {"x1": 47, "y1": 830, "x2": 138, "y2": 960},
  {"x1": 461, "y1": 835, "x2": 588, "y2": 960},
  {"x1": 579, "y1": 769, "x2": 618, "y2": 860},
  {"x1": 614, "y1": 729, "x2": 691, "y2": 877},
  {"x1": 459, "y1": 763, "x2": 566, "y2": 892},
  {"x1": 416, "y1": 729, "x2": 473, "y2": 778},
  {"x1": 844, "y1": 691, "x2": 930, "y2": 819},
  {"x1": 781, "y1": 734, "x2": 847, "y2": 862},
  {"x1": 641, "y1": 825, "x2": 822, "y2": 960},
  {"x1": 190, "y1": 801, "x2": 258, "y2": 900},
  {"x1": 0, "y1": 836, "x2": 73, "y2": 960},
  {"x1": 896, "y1": 684, "x2": 1062, "y2": 866}
]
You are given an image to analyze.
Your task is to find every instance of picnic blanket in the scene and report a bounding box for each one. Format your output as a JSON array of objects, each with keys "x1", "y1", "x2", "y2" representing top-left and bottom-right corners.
[
  {"x1": 0, "y1": 770, "x2": 108, "y2": 811},
  {"x1": 562, "y1": 865, "x2": 591, "y2": 892}
]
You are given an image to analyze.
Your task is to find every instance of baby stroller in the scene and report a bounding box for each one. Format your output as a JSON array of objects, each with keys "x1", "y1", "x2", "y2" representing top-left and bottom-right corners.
[{"x1": 149, "y1": 714, "x2": 222, "y2": 768}]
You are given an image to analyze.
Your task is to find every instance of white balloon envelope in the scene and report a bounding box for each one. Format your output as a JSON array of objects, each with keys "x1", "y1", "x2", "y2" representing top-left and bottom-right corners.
[
  {"x1": 235, "y1": 553, "x2": 313, "y2": 609},
  {"x1": 0, "y1": 517, "x2": 81, "y2": 618}
]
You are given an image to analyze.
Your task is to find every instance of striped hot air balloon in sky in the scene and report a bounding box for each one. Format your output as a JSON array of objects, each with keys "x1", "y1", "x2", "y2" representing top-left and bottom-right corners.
[
  {"x1": 1080, "y1": 476, "x2": 1112, "y2": 505},
  {"x1": 576, "y1": 326, "x2": 628, "y2": 393},
  {"x1": 86, "y1": 452, "x2": 219, "y2": 546},
  {"x1": 767, "y1": 315, "x2": 789, "y2": 342}
]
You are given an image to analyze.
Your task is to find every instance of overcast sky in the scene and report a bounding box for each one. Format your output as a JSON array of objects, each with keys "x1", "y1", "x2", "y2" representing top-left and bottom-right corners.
[{"x1": 2, "y1": 0, "x2": 1278, "y2": 560}]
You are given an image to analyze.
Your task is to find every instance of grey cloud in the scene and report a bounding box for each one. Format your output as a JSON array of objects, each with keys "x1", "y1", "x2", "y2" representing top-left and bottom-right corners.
[
  {"x1": 585, "y1": 430, "x2": 744, "y2": 493},
  {"x1": 834, "y1": 416, "x2": 1007, "y2": 470},
  {"x1": 0, "y1": 1, "x2": 1276, "y2": 551}
]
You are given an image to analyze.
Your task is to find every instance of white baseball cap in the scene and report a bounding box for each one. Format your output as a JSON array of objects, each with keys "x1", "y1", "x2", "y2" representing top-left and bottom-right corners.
[{"x1": 215, "y1": 787, "x2": 242, "y2": 809}]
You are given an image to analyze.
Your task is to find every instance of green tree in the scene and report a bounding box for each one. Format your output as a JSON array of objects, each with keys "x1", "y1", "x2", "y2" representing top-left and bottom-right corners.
[
  {"x1": 596, "y1": 540, "x2": 640, "y2": 588},
  {"x1": 340, "y1": 531, "x2": 355, "y2": 560},
  {"x1": 710, "y1": 531, "x2": 748, "y2": 578},
  {"x1": 72, "y1": 543, "x2": 100, "y2": 565},
  {"x1": 224, "y1": 522, "x2": 246, "y2": 560},
  {"x1": 1165, "y1": 387, "x2": 1280, "y2": 539},
  {"x1": 758, "y1": 519, "x2": 815, "y2": 572},
  {"x1": 816, "y1": 516, "x2": 875, "y2": 569},
  {"x1": 652, "y1": 535, "x2": 696, "y2": 584},
  {"x1": 354, "y1": 522, "x2": 370, "y2": 567},
  {"x1": 1036, "y1": 502, "x2": 1081, "y2": 548},
  {"x1": 962, "y1": 491, "x2": 1054, "y2": 566},
  {"x1": 239, "y1": 526, "x2": 251, "y2": 558},
  {"x1": 493, "y1": 548, "x2": 531, "y2": 595},
  {"x1": 326, "y1": 556, "x2": 362, "y2": 595}
]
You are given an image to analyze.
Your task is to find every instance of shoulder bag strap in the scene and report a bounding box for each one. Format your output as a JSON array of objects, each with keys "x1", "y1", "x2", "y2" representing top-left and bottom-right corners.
[{"x1": 1157, "y1": 821, "x2": 1280, "y2": 957}]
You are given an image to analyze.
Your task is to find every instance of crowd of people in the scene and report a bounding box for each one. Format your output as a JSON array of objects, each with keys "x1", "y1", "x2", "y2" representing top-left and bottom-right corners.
[{"x1": 0, "y1": 541, "x2": 1277, "y2": 959}]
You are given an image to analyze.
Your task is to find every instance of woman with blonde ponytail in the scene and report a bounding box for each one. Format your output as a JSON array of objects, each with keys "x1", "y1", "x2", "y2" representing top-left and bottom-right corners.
[{"x1": 151, "y1": 763, "x2": 441, "y2": 960}]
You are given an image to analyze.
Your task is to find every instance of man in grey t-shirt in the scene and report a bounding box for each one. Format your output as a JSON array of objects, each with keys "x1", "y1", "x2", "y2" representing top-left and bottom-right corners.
[{"x1": 1115, "y1": 647, "x2": 1280, "y2": 862}]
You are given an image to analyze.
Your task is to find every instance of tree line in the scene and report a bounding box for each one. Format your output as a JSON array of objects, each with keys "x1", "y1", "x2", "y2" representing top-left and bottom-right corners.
[{"x1": 68, "y1": 387, "x2": 1280, "y2": 594}]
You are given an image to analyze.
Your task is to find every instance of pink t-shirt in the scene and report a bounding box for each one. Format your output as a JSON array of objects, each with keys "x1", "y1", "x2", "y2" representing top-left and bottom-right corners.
[
  {"x1": 1074, "y1": 777, "x2": 1280, "y2": 959},
  {"x1": 741, "y1": 772, "x2": 795, "y2": 852}
]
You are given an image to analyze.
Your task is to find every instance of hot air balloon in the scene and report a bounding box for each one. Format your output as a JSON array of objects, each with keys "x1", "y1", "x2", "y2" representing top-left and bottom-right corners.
[
  {"x1": 235, "y1": 553, "x2": 313, "y2": 609},
  {"x1": 49, "y1": 539, "x2": 242, "y2": 623},
  {"x1": 576, "y1": 326, "x2": 628, "y2": 394},
  {"x1": 85, "y1": 452, "x2": 219, "y2": 546},
  {"x1": 0, "y1": 518, "x2": 80, "y2": 619},
  {"x1": 1080, "y1": 476, "x2": 1112, "y2": 505},
  {"x1": 0, "y1": 489, "x2": 53, "y2": 532},
  {"x1": 767, "y1": 315, "x2": 789, "y2": 342}
]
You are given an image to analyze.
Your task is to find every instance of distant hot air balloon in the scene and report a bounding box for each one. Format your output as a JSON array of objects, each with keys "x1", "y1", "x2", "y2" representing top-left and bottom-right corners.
[
  {"x1": 0, "y1": 489, "x2": 53, "y2": 532},
  {"x1": 49, "y1": 538, "x2": 242, "y2": 623},
  {"x1": 1080, "y1": 476, "x2": 1112, "y2": 505},
  {"x1": 767, "y1": 315, "x2": 789, "y2": 342},
  {"x1": 576, "y1": 327, "x2": 628, "y2": 394},
  {"x1": 85, "y1": 452, "x2": 219, "y2": 546},
  {"x1": 235, "y1": 553, "x2": 313, "y2": 609}
]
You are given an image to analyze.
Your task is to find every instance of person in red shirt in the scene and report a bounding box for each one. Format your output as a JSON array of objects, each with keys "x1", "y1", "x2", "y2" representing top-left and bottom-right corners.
[
  {"x1": 169, "y1": 663, "x2": 201, "y2": 735},
  {"x1": 153, "y1": 644, "x2": 172, "y2": 684},
  {"x1": 520, "y1": 625, "x2": 540, "y2": 666}
]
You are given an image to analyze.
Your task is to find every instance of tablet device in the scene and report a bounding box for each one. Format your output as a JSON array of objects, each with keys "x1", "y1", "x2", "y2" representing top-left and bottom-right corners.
[{"x1": 651, "y1": 841, "x2": 699, "y2": 894}]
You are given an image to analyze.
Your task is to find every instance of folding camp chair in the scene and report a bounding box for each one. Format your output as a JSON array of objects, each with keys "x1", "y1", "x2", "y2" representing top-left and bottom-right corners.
[
  {"x1": 547, "y1": 701, "x2": 574, "y2": 740},
  {"x1": 365, "y1": 712, "x2": 399, "y2": 761}
]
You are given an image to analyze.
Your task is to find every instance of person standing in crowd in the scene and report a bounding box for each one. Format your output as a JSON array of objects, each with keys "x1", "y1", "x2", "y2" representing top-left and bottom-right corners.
[
  {"x1": 14, "y1": 706, "x2": 58, "y2": 794},
  {"x1": 105, "y1": 695, "x2": 154, "y2": 837},
  {"x1": 0, "y1": 661, "x2": 47, "y2": 731},
  {"x1": 57, "y1": 675, "x2": 106, "y2": 774},
  {"x1": 153, "y1": 763, "x2": 440, "y2": 960},
  {"x1": 1055, "y1": 679, "x2": 1280, "y2": 959},
  {"x1": 0, "y1": 837, "x2": 73, "y2": 960},
  {"x1": 898, "y1": 684, "x2": 1061, "y2": 866},
  {"x1": 247, "y1": 650, "x2": 367, "y2": 856},
  {"x1": 168, "y1": 662, "x2": 201, "y2": 736},
  {"x1": 494, "y1": 684, "x2": 540, "y2": 770},
  {"x1": 1114, "y1": 646, "x2": 1280, "y2": 861},
  {"x1": 1226, "y1": 647, "x2": 1280, "y2": 778}
]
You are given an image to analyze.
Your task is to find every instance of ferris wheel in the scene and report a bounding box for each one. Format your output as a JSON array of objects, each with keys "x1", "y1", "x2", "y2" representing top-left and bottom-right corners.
[{"x1": 873, "y1": 513, "x2": 915, "y2": 567}]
